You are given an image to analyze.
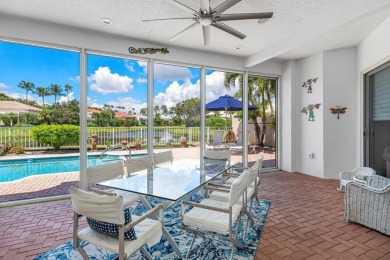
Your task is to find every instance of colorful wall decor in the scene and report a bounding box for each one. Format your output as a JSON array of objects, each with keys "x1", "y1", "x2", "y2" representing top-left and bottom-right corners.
[
  {"x1": 301, "y1": 103, "x2": 321, "y2": 121},
  {"x1": 302, "y1": 77, "x2": 318, "y2": 93},
  {"x1": 330, "y1": 106, "x2": 347, "y2": 119},
  {"x1": 128, "y1": 47, "x2": 169, "y2": 54}
]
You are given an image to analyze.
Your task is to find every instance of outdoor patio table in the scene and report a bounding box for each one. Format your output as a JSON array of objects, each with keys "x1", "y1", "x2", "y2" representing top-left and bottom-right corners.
[{"x1": 97, "y1": 158, "x2": 235, "y2": 257}]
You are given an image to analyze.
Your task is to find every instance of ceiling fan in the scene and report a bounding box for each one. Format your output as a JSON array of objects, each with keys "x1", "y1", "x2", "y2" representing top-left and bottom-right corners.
[{"x1": 143, "y1": 0, "x2": 273, "y2": 46}]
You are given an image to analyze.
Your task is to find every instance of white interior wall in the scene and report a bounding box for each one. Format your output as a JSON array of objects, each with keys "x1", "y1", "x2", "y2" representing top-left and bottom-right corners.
[
  {"x1": 323, "y1": 48, "x2": 357, "y2": 179},
  {"x1": 280, "y1": 60, "x2": 297, "y2": 172},
  {"x1": 296, "y1": 53, "x2": 324, "y2": 178}
]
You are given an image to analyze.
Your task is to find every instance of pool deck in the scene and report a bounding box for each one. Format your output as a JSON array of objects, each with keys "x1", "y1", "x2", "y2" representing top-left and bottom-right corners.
[{"x1": 0, "y1": 147, "x2": 275, "y2": 203}]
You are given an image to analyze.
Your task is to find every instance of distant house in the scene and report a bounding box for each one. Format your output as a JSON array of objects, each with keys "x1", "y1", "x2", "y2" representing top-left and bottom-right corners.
[
  {"x1": 0, "y1": 101, "x2": 41, "y2": 125},
  {"x1": 86, "y1": 108, "x2": 101, "y2": 119},
  {"x1": 87, "y1": 109, "x2": 147, "y2": 121}
]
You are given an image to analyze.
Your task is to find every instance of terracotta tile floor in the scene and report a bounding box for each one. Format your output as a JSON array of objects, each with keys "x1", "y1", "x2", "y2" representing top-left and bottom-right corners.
[{"x1": 0, "y1": 171, "x2": 389, "y2": 260}]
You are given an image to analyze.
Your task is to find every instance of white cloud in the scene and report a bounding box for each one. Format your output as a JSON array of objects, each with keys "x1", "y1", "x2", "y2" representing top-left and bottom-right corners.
[
  {"x1": 205, "y1": 71, "x2": 237, "y2": 102},
  {"x1": 124, "y1": 61, "x2": 135, "y2": 72},
  {"x1": 136, "y1": 77, "x2": 147, "y2": 83},
  {"x1": 88, "y1": 67, "x2": 134, "y2": 95},
  {"x1": 2, "y1": 91, "x2": 40, "y2": 103},
  {"x1": 154, "y1": 64, "x2": 193, "y2": 83},
  {"x1": 59, "y1": 92, "x2": 74, "y2": 103},
  {"x1": 137, "y1": 61, "x2": 147, "y2": 74},
  {"x1": 0, "y1": 82, "x2": 8, "y2": 89},
  {"x1": 69, "y1": 75, "x2": 80, "y2": 81},
  {"x1": 137, "y1": 62, "x2": 194, "y2": 83},
  {"x1": 152, "y1": 71, "x2": 238, "y2": 108}
]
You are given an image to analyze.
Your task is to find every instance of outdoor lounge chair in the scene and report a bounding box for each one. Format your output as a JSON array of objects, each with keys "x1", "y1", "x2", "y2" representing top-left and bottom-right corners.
[
  {"x1": 229, "y1": 131, "x2": 244, "y2": 154},
  {"x1": 345, "y1": 175, "x2": 390, "y2": 235},
  {"x1": 70, "y1": 187, "x2": 163, "y2": 260},
  {"x1": 205, "y1": 130, "x2": 225, "y2": 151},
  {"x1": 86, "y1": 161, "x2": 139, "y2": 207}
]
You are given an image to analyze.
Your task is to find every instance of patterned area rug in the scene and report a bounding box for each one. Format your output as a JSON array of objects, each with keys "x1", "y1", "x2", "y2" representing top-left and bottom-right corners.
[{"x1": 35, "y1": 194, "x2": 270, "y2": 260}]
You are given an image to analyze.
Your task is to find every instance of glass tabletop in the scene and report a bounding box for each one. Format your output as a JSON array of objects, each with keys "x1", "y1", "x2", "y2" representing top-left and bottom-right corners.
[{"x1": 98, "y1": 158, "x2": 234, "y2": 201}]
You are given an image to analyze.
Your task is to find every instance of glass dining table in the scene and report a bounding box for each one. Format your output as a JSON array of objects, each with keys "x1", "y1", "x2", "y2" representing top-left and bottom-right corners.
[{"x1": 97, "y1": 158, "x2": 235, "y2": 257}]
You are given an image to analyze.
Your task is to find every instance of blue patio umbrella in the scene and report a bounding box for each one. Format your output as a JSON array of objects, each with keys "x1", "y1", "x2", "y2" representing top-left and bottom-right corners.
[
  {"x1": 205, "y1": 95, "x2": 257, "y2": 111},
  {"x1": 205, "y1": 95, "x2": 257, "y2": 130}
]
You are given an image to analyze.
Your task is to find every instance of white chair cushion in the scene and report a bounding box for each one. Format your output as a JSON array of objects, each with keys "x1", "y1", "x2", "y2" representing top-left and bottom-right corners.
[
  {"x1": 183, "y1": 198, "x2": 242, "y2": 235},
  {"x1": 79, "y1": 216, "x2": 162, "y2": 256},
  {"x1": 209, "y1": 187, "x2": 255, "y2": 204},
  {"x1": 110, "y1": 189, "x2": 139, "y2": 206}
]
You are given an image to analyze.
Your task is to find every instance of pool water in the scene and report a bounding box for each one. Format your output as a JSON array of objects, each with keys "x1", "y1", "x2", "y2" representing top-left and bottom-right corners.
[{"x1": 0, "y1": 154, "x2": 135, "y2": 182}]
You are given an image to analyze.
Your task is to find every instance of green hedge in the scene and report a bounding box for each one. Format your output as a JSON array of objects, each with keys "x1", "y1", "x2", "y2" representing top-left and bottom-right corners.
[{"x1": 31, "y1": 125, "x2": 79, "y2": 150}]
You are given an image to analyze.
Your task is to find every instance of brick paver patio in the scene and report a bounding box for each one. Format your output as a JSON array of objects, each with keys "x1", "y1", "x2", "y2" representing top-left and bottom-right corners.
[{"x1": 0, "y1": 171, "x2": 389, "y2": 259}]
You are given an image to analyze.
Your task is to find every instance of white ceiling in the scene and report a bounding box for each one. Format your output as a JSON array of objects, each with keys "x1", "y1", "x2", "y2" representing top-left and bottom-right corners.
[{"x1": 1, "y1": 0, "x2": 390, "y2": 67}]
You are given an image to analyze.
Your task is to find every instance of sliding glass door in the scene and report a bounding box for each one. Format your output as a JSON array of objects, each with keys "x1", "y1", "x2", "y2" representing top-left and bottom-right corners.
[{"x1": 364, "y1": 62, "x2": 390, "y2": 177}]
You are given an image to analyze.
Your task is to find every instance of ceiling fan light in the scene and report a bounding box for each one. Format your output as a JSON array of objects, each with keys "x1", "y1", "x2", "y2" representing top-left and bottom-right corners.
[{"x1": 199, "y1": 17, "x2": 212, "y2": 26}]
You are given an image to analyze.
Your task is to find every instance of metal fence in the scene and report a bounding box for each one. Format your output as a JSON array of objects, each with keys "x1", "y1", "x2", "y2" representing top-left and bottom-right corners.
[{"x1": 0, "y1": 126, "x2": 227, "y2": 150}]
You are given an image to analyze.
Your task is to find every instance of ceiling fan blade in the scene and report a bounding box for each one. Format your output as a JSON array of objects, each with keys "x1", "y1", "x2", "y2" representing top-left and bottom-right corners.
[
  {"x1": 203, "y1": 25, "x2": 210, "y2": 46},
  {"x1": 200, "y1": 0, "x2": 210, "y2": 12},
  {"x1": 167, "y1": 0, "x2": 196, "y2": 13},
  {"x1": 216, "y1": 12, "x2": 273, "y2": 21},
  {"x1": 142, "y1": 17, "x2": 194, "y2": 22},
  {"x1": 212, "y1": 22, "x2": 246, "y2": 39},
  {"x1": 170, "y1": 22, "x2": 200, "y2": 41},
  {"x1": 212, "y1": 0, "x2": 241, "y2": 14}
]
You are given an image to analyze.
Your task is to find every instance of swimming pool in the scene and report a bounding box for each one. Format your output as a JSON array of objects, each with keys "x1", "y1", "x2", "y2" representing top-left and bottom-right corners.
[{"x1": 0, "y1": 154, "x2": 139, "y2": 182}]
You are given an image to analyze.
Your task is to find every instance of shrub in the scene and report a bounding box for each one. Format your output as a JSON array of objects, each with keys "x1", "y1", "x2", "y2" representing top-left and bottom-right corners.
[
  {"x1": 0, "y1": 147, "x2": 6, "y2": 156},
  {"x1": 31, "y1": 124, "x2": 79, "y2": 150},
  {"x1": 9, "y1": 146, "x2": 25, "y2": 154}
]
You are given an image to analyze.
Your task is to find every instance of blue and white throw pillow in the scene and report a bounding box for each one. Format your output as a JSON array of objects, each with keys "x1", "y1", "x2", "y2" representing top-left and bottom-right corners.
[{"x1": 87, "y1": 208, "x2": 137, "y2": 240}]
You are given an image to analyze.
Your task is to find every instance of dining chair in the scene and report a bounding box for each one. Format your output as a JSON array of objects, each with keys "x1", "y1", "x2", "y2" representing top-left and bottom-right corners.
[
  {"x1": 209, "y1": 157, "x2": 261, "y2": 205},
  {"x1": 204, "y1": 150, "x2": 231, "y2": 166},
  {"x1": 86, "y1": 161, "x2": 139, "y2": 206},
  {"x1": 125, "y1": 155, "x2": 153, "y2": 177},
  {"x1": 70, "y1": 187, "x2": 163, "y2": 260},
  {"x1": 153, "y1": 150, "x2": 173, "y2": 167},
  {"x1": 225, "y1": 155, "x2": 263, "y2": 185},
  {"x1": 181, "y1": 170, "x2": 250, "y2": 259}
]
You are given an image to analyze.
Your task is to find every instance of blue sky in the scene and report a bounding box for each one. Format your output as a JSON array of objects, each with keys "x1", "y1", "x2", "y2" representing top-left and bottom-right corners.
[{"x1": 0, "y1": 42, "x2": 237, "y2": 113}]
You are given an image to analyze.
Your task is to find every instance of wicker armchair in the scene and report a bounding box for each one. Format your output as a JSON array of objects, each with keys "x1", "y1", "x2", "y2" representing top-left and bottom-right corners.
[
  {"x1": 338, "y1": 167, "x2": 376, "y2": 191},
  {"x1": 345, "y1": 176, "x2": 390, "y2": 235}
]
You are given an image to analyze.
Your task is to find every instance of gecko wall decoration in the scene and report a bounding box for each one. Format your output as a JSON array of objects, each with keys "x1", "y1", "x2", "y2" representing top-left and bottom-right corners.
[
  {"x1": 301, "y1": 103, "x2": 321, "y2": 121},
  {"x1": 302, "y1": 77, "x2": 318, "y2": 93},
  {"x1": 330, "y1": 106, "x2": 347, "y2": 119},
  {"x1": 128, "y1": 47, "x2": 169, "y2": 54}
]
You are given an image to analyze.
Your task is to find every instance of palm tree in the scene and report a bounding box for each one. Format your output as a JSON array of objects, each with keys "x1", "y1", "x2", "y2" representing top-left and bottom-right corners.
[
  {"x1": 36, "y1": 86, "x2": 49, "y2": 106},
  {"x1": 17, "y1": 81, "x2": 35, "y2": 101},
  {"x1": 224, "y1": 73, "x2": 276, "y2": 147},
  {"x1": 49, "y1": 84, "x2": 64, "y2": 105},
  {"x1": 64, "y1": 84, "x2": 73, "y2": 102}
]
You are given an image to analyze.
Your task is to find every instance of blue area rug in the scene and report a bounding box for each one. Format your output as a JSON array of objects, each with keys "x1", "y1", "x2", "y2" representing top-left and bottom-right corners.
[{"x1": 34, "y1": 194, "x2": 270, "y2": 260}]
